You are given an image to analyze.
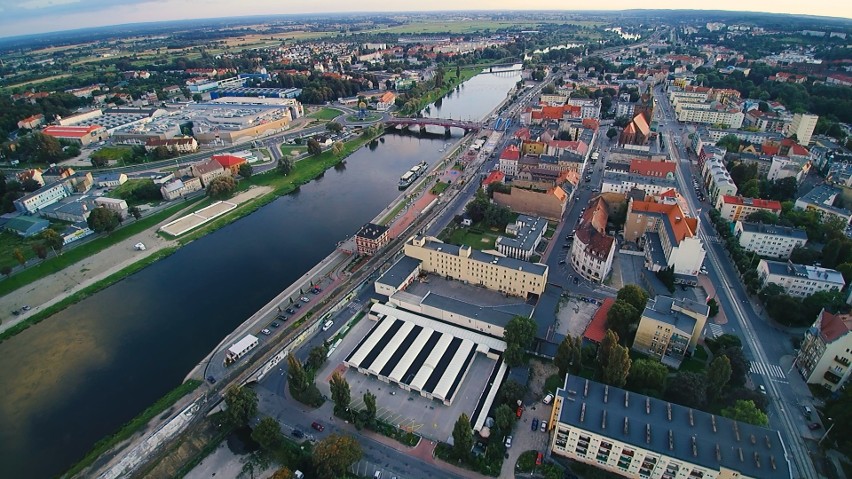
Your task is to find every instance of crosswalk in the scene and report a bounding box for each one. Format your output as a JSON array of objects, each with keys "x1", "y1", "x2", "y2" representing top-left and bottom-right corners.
[
  {"x1": 750, "y1": 361, "x2": 787, "y2": 380},
  {"x1": 706, "y1": 323, "x2": 725, "y2": 339}
]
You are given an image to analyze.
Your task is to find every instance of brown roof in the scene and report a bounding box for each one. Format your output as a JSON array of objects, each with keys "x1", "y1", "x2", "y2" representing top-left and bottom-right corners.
[
  {"x1": 585, "y1": 298, "x2": 615, "y2": 343},
  {"x1": 575, "y1": 222, "x2": 615, "y2": 260},
  {"x1": 193, "y1": 159, "x2": 224, "y2": 175},
  {"x1": 629, "y1": 200, "x2": 698, "y2": 246},
  {"x1": 818, "y1": 309, "x2": 852, "y2": 343},
  {"x1": 630, "y1": 159, "x2": 676, "y2": 177},
  {"x1": 632, "y1": 113, "x2": 650, "y2": 137},
  {"x1": 582, "y1": 196, "x2": 609, "y2": 232}
]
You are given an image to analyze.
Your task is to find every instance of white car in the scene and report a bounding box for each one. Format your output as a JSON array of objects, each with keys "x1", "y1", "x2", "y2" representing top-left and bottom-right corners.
[{"x1": 504, "y1": 435, "x2": 513, "y2": 448}]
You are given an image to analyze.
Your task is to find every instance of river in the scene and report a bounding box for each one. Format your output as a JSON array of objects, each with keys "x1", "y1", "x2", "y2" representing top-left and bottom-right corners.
[{"x1": 0, "y1": 70, "x2": 520, "y2": 479}]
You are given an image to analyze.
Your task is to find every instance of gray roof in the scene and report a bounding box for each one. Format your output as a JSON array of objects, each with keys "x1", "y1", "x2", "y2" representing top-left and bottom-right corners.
[
  {"x1": 496, "y1": 215, "x2": 547, "y2": 253},
  {"x1": 419, "y1": 291, "x2": 535, "y2": 329},
  {"x1": 356, "y1": 222, "x2": 389, "y2": 240},
  {"x1": 376, "y1": 256, "x2": 421, "y2": 290},
  {"x1": 797, "y1": 184, "x2": 852, "y2": 216},
  {"x1": 557, "y1": 375, "x2": 791, "y2": 479},
  {"x1": 40, "y1": 196, "x2": 97, "y2": 218},
  {"x1": 604, "y1": 171, "x2": 678, "y2": 189},
  {"x1": 416, "y1": 236, "x2": 548, "y2": 276},
  {"x1": 641, "y1": 295, "x2": 705, "y2": 333},
  {"x1": 761, "y1": 260, "x2": 845, "y2": 286},
  {"x1": 644, "y1": 232, "x2": 669, "y2": 268},
  {"x1": 738, "y1": 222, "x2": 808, "y2": 240}
]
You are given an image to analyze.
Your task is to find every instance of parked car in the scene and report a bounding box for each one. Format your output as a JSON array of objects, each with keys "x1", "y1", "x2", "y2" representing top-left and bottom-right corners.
[
  {"x1": 504, "y1": 435, "x2": 513, "y2": 448},
  {"x1": 206, "y1": 376, "x2": 216, "y2": 384},
  {"x1": 311, "y1": 421, "x2": 325, "y2": 432},
  {"x1": 300, "y1": 296, "x2": 310, "y2": 303},
  {"x1": 531, "y1": 418, "x2": 539, "y2": 431},
  {"x1": 270, "y1": 321, "x2": 281, "y2": 328},
  {"x1": 261, "y1": 329, "x2": 271, "y2": 335},
  {"x1": 294, "y1": 303, "x2": 302, "y2": 309},
  {"x1": 808, "y1": 422, "x2": 822, "y2": 430},
  {"x1": 543, "y1": 393, "x2": 554, "y2": 405},
  {"x1": 292, "y1": 429, "x2": 305, "y2": 438},
  {"x1": 759, "y1": 385, "x2": 766, "y2": 394},
  {"x1": 540, "y1": 420, "x2": 547, "y2": 432},
  {"x1": 536, "y1": 452, "x2": 543, "y2": 465},
  {"x1": 286, "y1": 308, "x2": 296, "y2": 314}
]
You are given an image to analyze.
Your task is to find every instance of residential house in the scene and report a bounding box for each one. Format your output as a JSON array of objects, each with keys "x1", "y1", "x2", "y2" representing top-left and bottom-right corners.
[
  {"x1": 796, "y1": 309, "x2": 852, "y2": 392},
  {"x1": 756, "y1": 259, "x2": 845, "y2": 298},
  {"x1": 496, "y1": 215, "x2": 547, "y2": 261},
  {"x1": 190, "y1": 159, "x2": 229, "y2": 187},
  {"x1": 61, "y1": 222, "x2": 94, "y2": 245},
  {"x1": 96, "y1": 173, "x2": 127, "y2": 188},
  {"x1": 160, "y1": 176, "x2": 202, "y2": 200},
  {"x1": 95, "y1": 197, "x2": 129, "y2": 219},
  {"x1": 17, "y1": 114, "x2": 44, "y2": 130},
  {"x1": 4, "y1": 216, "x2": 49, "y2": 237},
  {"x1": 632, "y1": 295, "x2": 710, "y2": 368},
  {"x1": 570, "y1": 197, "x2": 616, "y2": 283},
  {"x1": 145, "y1": 136, "x2": 199, "y2": 154},
  {"x1": 718, "y1": 196, "x2": 782, "y2": 222},
  {"x1": 625, "y1": 198, "x2": 705, "y2": 280},
  {"x1": 734, "y1": 222, "x2": 808, "y2": 259},
  {"x1": 355, "y1": 222, "x2": 390, "y2": 256},
  {"x1": 16, "y1": 169, "x2": 45, "y2": 187},
  {"x1": 498, "y1": 144, "x2": 521, "y2": 177},
  {"x1": 212, "y1": 154, "x2": 247, "y2": 175},
  {"x1": 376, "y1": 91, "x2": 396, "y2": 111}
]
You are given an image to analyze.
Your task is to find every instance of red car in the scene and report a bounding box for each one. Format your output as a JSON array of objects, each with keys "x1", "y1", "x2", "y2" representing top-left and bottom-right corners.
[
  {"x1": 311, "y1": 421, "x2": 325, "y2": 432},
  {"x1": 535, "y1": 452, "x2": 543, "y2": 466},
  {"x1": 516, "y1": 406, "x2": 523, "y2": 418}
]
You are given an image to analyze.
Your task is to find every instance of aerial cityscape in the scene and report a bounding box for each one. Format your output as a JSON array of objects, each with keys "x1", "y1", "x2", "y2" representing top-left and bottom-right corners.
[{"x1": 1, "y1": 5, "x2": 851, "y2": 479}]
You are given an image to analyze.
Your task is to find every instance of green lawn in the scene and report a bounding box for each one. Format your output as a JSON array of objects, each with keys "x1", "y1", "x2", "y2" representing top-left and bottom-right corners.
[
  {"x1": 430, "y1": 181, "x2": 450, "y2": 194},
  {"x1": 307, "y1": 107, "x2": 342, "y2": 121},
  {"x1": 280, "y1": 145, "x2": 306, "y2": 157},
  {"x1": 0, "y1": 228, "x2": 61, "y2": 269},
  {"x1": 447, "y1": 224, "x2": 500, "y2": 250},
  {"x1": 92, "y1": 146, "x2": 135, "y2": 163}
]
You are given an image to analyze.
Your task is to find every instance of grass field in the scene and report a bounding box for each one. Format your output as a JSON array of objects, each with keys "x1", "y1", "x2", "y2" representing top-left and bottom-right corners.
[
  {"x1": 280, "y1": 145, "x2": 306, "y2": 156},
  {"x1": 0, "y1": 228, "x2": 61, "y2": 268},
  {"x1": 92, "y1": 146, "x2": 135, "y2": 162},
  {"x1": 447, "y1": 224, "x2": 500, "y2": 250},
  {"x1": 430, "y1": 181, "x2": 450, "y2": 195},
  {"x1": 307, "y1": 107, "x2": 342, "y2": 120}
]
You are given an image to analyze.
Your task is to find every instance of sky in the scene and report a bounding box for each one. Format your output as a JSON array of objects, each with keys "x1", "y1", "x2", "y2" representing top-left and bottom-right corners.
[{"x1": 0, "y1": 0, "x2": 850, "y2": 39}]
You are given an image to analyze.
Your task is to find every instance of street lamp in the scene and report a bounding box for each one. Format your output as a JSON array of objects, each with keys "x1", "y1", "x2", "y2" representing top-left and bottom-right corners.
[{"x1": 819, "y1": 418, "x2": 835, "y2": 445}]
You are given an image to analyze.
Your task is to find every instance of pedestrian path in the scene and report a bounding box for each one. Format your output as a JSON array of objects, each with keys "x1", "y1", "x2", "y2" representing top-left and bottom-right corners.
[
  {"x1": 706, "y1": 323, "x2": 725, "y2": 339},
  {"x1": 750, "y1": 361, "x2": 787, "y2": 380}
]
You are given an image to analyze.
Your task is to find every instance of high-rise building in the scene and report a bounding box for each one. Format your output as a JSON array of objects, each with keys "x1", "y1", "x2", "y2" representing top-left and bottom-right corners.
[{"x1": 787, "y1": 113, "x2": 818, "y2": 146}]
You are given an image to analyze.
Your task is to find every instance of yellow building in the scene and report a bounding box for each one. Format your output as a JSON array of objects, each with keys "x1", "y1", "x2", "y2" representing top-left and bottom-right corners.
[
  {"x1": 632, "y1": 295, "x2": 709, "y2": 369},
  {"x1": 797, "y1": 309, "x2": 852, "y2": 392},
  {"x1": 403, "y1": 235, "x2": 547, "y2": 299},
  {"x1": 549, "y1": 375, "x2": 791, "y2": 479}
]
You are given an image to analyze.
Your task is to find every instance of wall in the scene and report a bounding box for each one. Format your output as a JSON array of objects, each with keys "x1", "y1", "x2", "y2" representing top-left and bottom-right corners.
[{"x1": 493, "y1": 188, "x2": 565, "y2": 221}]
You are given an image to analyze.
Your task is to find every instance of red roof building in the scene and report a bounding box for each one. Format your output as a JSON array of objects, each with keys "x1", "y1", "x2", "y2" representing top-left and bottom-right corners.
[
  {"x1": 584, "y1": 298, "x2": 615, "y2": 343},
  {"x1": 481, "y1": 170, "x2": 505, "y2": 187},
  {"x1": 630, "y1": 159, "x2": 676, "y2": 178},
  {"x1": 42, "y1": 125, "x2": 107, "y2": 146},
  {"x1": 212, "y1": 154, "x2": 247, "y2": 175}
]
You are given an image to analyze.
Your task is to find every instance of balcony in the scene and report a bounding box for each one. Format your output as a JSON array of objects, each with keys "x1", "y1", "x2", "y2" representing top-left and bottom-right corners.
[
  {"x1": 835, "y1": 356, "x2": 851, "y2": 367},
  {"x1": 824, "y1": 370, "x2": 842, "y2": 384}
]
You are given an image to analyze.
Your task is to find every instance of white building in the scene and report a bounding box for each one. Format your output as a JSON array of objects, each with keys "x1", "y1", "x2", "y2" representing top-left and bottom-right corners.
[
  {"x1": 570, "y1": 197, "x2": 616, "y2": 283},
  {"x1": 701, "y1": 153, "x2": 738, "y2": 207},
  {"x1": 756, "y1": 259, "x2": 845, "y2": 298},
  {"x1": 602, "y1": 171, "x2": 678, "y2": 196},
  {"x1": 676, "y1": 103, "x2": 744, "y2": 129},
  {"x1": 495, "y1": 215, "x2": 547, "y2": 261},
  {"x1": 787, "y1": 113, "x2": 818, "y2": 145},
  {"x1": 734, "y1": 222, "x2": 807, "y2": 259},
  {"x1": 625, "y1": 199, "x2": 706, "y2": 280},
  {"x1": 797, "y1": 309, "x2": 852, "y2": 392},
  {"x1": 794, "y1": 184, "x2": 852, "y2": 225}
]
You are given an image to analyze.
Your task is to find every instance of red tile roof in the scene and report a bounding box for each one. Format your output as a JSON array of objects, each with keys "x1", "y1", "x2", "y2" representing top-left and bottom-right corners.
[
  {"x1": 42, "y1": 125, "x2": 102, "y2": 138},
  {"x1": 818, "y1": 309, "x2": 852, "y2": 343},
  {"x1": 585, "y1": 298, "x2": 615, "y2": 343},
  {"x1": 721, "y1": 195, "x2": 782, "y2": 212},
  {"x1": 212, "y1": 154, "x2": 246, "y2": 168},
  {"x1": 630, "y1": 200, "x2": 698, "y2": 245},
  {"x1": 630, "y1": 159, "x2": 676, "y2": 177},
  {"x1": 482, "y1": 170, "x2": 505, "y2": 187},
  {"x1": 500, "y1": 144, "x2": 520, "y2": 161}
]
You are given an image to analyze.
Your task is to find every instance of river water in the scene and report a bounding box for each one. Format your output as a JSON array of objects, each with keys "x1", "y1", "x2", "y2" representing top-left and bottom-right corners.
[{"x1": 0, "y1": 70, "x2": 520, "y2": 479}]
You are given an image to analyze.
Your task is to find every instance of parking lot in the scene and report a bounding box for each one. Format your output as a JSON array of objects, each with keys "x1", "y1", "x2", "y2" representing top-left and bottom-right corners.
[{"x1": 553, "y1": 296, "x2": 599, "y2": 337}]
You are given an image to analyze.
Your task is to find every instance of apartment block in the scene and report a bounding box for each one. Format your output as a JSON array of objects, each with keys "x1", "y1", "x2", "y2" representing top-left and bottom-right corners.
[
  {"x1": 549, "y1": 375, "x2": 790, "y2": 479},
  {"x1": 787, "y1": 113, "x2": 818, "y2": 145},
  {"x1": 718, "y1": 196, "x2": 782, "y2": 222},
  {"x1": 496, "y1": 215, "x2": 547, "y2": 261},
  {"x1": 702, "y1": 153, "x2": 738, "y2": 207},
  {"x1": 756, "y1": 259, "x2": 845, "y2": 298},
  {"x1": 403, "y1": 235, "x2": 547, "y2": 299},
  {"x1": 570, "y1": 197, "x2": 616, "y2": 283},
  {"x1": 734, "y1": 222, "x2": 807, "y2": 259},
  {"x1": 625, "y1": 199, "x2": 705, "y2": 278},
  {"x1": 794, "y1": 184, "x2": 852, "y2": 225},
  {"x1": 797, "y1": 309, "x2": 852, "y2": 392},
  {"x1": 632, "y1": 295, "x2": 709, "y2": 368}
]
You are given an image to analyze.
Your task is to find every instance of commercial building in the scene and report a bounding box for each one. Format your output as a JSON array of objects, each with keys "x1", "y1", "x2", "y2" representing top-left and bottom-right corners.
[
  {"x1": 549, "y1": 375, "x2": 791, "y2": 479},
  {"x1": 632, "y1": 296, "x2": 709, "y2": 368},
  {"x1": 794, "y1": 184, "x2": 852, "y2": 225},
  {"x1": 495, "y1": 215, "x2": 547, "y2": 261},
  {"x1": 3, "y1": 216, "x2": 49, "y2": 237},
  {"x1": 787, "y1": 113, "x2": 818, "y2": 145},
  {"x1": 160, "y1": 176, "x2": 202, "y2": 201},
  {"x1": 756, "y1": 259, "x2": 845, "y2": 298},
  {"x1": 355, "y1": 222, "x2": 390, "y2": 256},
  {"x1": 625, "y1": 199, "x2": 705, "y2": 279},
  {"x1": 796, "y1": 309, "x2": 852, "y2": 392},
  {"x1": 13, "y1": 181, "x2": 72, "y2": 214},
  {"x1": 570, "y1": 197, "x2": 616, "y2": 283},
  {"x1": 42, "y1": 125, "x2": 108, "y2": 146},
  {"x1": 226, "y1": 334, "x2": 259, "y2": 362},
  {"x1": 602, "y1": 171, "x2": 678, "y2": 197},
  {"x1": 403, "y1": 235, "x2": 547, "y2": 299},
  {"x1": 376, "y1": 91, "x2": 396, "y2": 111},
  {"x1": 718, "y1": 196, "x2": 782, "y2": 222},
  {"x1": 39, "y1": 195, "x2": 97, "y2": 222},
  {"x1": 734, "y1": 222, "x2": 807, "y2": 259}
]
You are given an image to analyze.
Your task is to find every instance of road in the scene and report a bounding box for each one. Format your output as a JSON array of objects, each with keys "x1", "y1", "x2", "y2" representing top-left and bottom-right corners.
[{"x1": 652, "y1": 85, "x2": 819, "y2": 479}]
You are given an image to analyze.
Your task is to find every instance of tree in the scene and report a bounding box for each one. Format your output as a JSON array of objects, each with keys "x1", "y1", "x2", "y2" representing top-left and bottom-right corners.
[
  {"x1": 451, "y1": 413, "x2": 474, "y2": 460},
  {"x1": 40, "y1": 229, "x2": 63, "y2": 252},
  {"x1": 598, "y1": 331, "x2": 632, "y2": 388},
  {"x1": 32, "y1": 242, "x2": 47, "y2": 260},
  {"x1": 721, "y1": 400, "x2": 769, "y2": 426},
  {"x1": 493, "y1": 404, "x2": 515, "y2": 435},
  {"x1": 287, "y1": 353, "x2": 308, "y2": 392},
  {"x1": 271, "y1": 467, "x2": 294, "y2": 479},
  {"x1": 12, "y1": 248, "x2": 25, "y2": 266},
  {"x1": 363, "y1": 390, "x2": 377, "y2": 426},
  {"x1": 21, "y1": 178, "x2": 41, "y2": 192},
  {"x1": 616, "y1": 284, "x2": 649, "y2": 311},
  {"x1": 330, "y1": 371, "x2": 351, "y2": 414},
  {"x1": 307, "y1": 138, "x2": 322, "y2": 156},
  {"x1": 312, "y1": 434, "x2": 362, "y2": 479},
  {"x1": 707, "y1": 298, "x2": 719, "y2": 317},
  {"x1": 128, "y1": 206, "x2": 142, "y2": 221},
  {"x1": 721, "y1": 346, "x2": 749, "y2": 387},
  {"x1": 606, "y1": 127, "x2": 618, "y2": 140},
  {"x1": 207, "y1": 176, "x2": 236, "y2": 199},
  {"x1": 251, "y1": 416, "x2": 283, "y2": 451},
  {"x1": 627, "y1": 359, "x2": 668, "y2": 396},
  {"x1": 707, "y1": 355, "x2": 732, "y2": 398},
  {"x1": 224, "y1": 385, "x2": 258, "y2": 426},
  {"x1": 238, "y1": 163, "x2": 253, "y2": 179},
  {"x1": 706, "y1": 333, "x2": 742, "y2": 355},
  {"x1": 277, "y1": 157, "x2": 294, "y2": 176},
  {"x1": 716, "y1": 134, "x2": 740, "y2": 152},
  {"x1": 331, "y1": 141, "x2": 344, "y2": 156},
  {"x1": 740, "y1": 179, "x2": 760, "y2": 198},
  {"x1": 503, "y1": 315, "x2": 537, "y2": 366},
  {"x1": 554, "y1": 335, "x2": 583, "y2": 377},
  {"x1": 1, "y1": 265, "x2": 11, "y2": 277},
  {"x1": 87, "y1": 207, "x2": 121, "y2": 233},
  {"x1": 326, "y1": 122, "x2": 343, "y2": 134},
  {"x1": 606, "y1": 300, "x2": 639, "y2": 342},
  {"x1": 745, "y1": 210, "x2": 779, "y2": 224},
  {"x1": 239, "y1": 451, "x2": 270, "y2": 479},
  {"x1": 497, "y1": 379, "x2": 527, "y2": 407},
  {"x1": 666, "y1": 372, "x2": 707, "y2": 409},
  {"x1": 306, "y1": 344, "x2": 329, "y2": 372}
]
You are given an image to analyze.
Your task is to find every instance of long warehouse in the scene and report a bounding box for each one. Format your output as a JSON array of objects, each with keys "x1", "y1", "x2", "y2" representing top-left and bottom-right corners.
[{"x1": 345, "y1": 303, "x2": 505, "y2": 405}]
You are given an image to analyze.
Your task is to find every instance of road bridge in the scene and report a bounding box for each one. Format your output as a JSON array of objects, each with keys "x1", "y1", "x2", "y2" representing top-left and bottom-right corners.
[{"x1": 385, "y1": 117, "x2": 481, "y2": 134}]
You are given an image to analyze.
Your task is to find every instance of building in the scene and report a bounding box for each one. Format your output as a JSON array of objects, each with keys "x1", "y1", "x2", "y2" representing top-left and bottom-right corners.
[
  {"x1": 4, "y1": 216, "x2": 50, "y2": 237},
  {"x1": 625, "y1": 199, "x2": 705, "y2": 279},
  {"x1": 404, "y1": 235, "x2": 547, "y2": 299},
  {"x1": 355, "y1": 222, "x2": 390, "y2": 256},
  {"x1": 42, "y1": 125, "x2": 108, "y2": 146},
  {"x1": 632, "y1": 295, "x2": 709, "y2": 368},
  {"x1": 583, "y1": 298, "x2": 615, "y2": 344},
  {"x1": 618, "y1": 113, "x2": 651, "y2": 147},
  {"x1": 756, "y1": 260, "x2": 845, "y2": 298},
  {"x1": 796, "y1": 309, "x2": 852, "y2": 392},
  {"x1": 13, "y1": 181, "x2": 72, "y2": 214},
  {"x1": 160, "y1": 176, "x2": 202, "y2": 200},
  {"x1": 767, "y1": 155, "x2": 810, "y2": 183},
  {"x1": 794, "y1": 184, "x2": 852, "y2": 225},
  {"x1": 145, "y1": 136, "x2": 199, "y2": 154},
  {"x1": 570, "y1": 197, "x2": 616, "y2": 283},
  {"x1": 94, "y1": 197, "x2": 129, "y2": 219},
  {"x1": 548, "y1": 375, "x2": 791, "y2": 479},
  {"x1": 718, "y1": 196, "x2": 782, "y2": 222},
  {"x1": 701, "y1": 152, "x2": 738, "y2": 207},
  {"x1": 16, "y1": 168, "x2": 44, "y2": 188},
  {"x1": 629, "y1": 159, "x2": 676, "y2": 178},
  {"x1": 492, "y1": 186, "x2": 568, "y2": 221},
  {"x1": 95, "y1": 173, "x2": 127, "y2": 188},
  {"x1": 787, "y1": 113, "x2": 818, "y2": 146},
  {"x1": 61, "y1": 222, "x2": 94, "y2": 245},
  {"x1": 226, "y1": 334, "x2": 259, "y2": 362},
  {"x1": 376, "y1": 91, "x2": 396, "y2": 111},
  {"x1": 734, "y1": 222, "x2": 807, "y2": 259},
  {"x1": 39, "y1": 195, "x2": 97, "y2": 222},
  {"x1": 676, "y1": 102, "x2": 745, "y2": 129},
  {"x1": 602, "y1": 171, "x2": 678, "y2": 196},
  {"x1": 189, "y1": 159, "x2": 229, "y2": 187},
  {"x1": 495, "y1": 215, "x2": 547, "y2": 260},
  {"x1": 212, "y1": 154, "x2": 247, "y2": 175},
  {"x1": 17, "y1": 114, "x2": 44, "y2": 130}
]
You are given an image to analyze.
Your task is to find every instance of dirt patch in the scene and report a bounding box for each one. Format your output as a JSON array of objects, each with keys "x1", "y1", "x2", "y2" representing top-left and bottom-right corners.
[
  {"x1": 554, "y1": 296, "x2": 599, "y2": 338},
  {"x1": 528, "y1": 359, "x2": 558, "y2": 399}
]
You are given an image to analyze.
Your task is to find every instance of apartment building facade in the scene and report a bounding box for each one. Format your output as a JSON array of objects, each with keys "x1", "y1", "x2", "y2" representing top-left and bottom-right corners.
[
  {"x1": 734, "y1": 222, "x2": 808, "y2": 259},
  {"x1": 570, "y1": 197, "x2": 616, "y2": 283},
  {"x1": 756, "y1": 259, "x2": 845, "y2": 298},
  {"x1": 625, "y1": 199, "x2": 706, "y2": 278},
  {"x1": 632, "y1": 296, "x2": 709, "y2": 368},
  {"x1": 718, "y1": 196, "x2": 782, "y2": 222}
]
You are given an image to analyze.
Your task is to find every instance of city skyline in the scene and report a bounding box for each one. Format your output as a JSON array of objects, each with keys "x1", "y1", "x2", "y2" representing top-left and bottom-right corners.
[{"x1": 1, "y1": 1, "x2": 851, "y2": 39}]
